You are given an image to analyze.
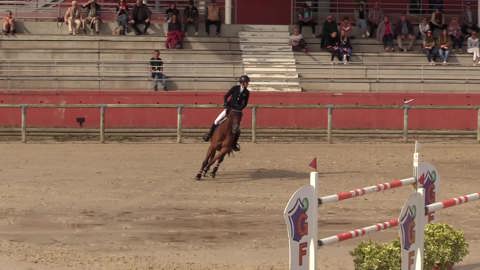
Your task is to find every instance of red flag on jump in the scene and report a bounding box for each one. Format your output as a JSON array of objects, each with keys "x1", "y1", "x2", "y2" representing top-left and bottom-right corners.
[{"x1": 309, "y1": 157, "x2": 317, "y2": 171}]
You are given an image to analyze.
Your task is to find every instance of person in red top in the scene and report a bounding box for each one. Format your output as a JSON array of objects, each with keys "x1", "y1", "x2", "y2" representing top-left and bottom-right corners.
[
  {"x1": 377, "y1": 15, "x2": 394, "y2": 51},
  {"x1": 3, "y1": 10, "x2": 15, "y2": 35}
]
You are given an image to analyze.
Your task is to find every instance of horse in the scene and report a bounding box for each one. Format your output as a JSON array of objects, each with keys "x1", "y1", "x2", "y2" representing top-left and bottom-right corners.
[{"x1": 195, "y1": 109, "x2": 242, "y2": 181}]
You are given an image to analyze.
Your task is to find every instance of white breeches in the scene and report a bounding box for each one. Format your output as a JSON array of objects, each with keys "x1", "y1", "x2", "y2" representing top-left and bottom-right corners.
[
  {"x1": 468, "y1": 47, "x2": 480, "y2": 61},
  {"x1": 214, "y1": 109, "x2": 227, "y2": 125}
]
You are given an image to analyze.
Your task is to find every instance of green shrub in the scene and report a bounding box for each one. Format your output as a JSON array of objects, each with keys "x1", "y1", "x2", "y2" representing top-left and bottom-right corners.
[
  {"x1": 350, "y1": 223, "x2": 469, "y2": 270},
  {"x1": 350, "y1": 240, "x2": 401, "y2": 270},
  {"x1": 424, "y1": 223, "x2": 469, "y2": 270}
]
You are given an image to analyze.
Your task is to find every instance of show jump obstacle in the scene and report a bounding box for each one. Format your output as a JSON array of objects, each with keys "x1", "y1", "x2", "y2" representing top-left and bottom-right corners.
[{"x1": 284, "y1": 142, "x2": 479, "y2": 270}]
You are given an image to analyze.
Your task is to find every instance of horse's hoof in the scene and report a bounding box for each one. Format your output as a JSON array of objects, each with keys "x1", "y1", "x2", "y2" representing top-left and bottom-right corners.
[
  {"x1": 195, "y1": 174, "x2": 202, "y2": 181},
  {"x1": 210, "y1": 172, "x2": 216, "y2": 178}
]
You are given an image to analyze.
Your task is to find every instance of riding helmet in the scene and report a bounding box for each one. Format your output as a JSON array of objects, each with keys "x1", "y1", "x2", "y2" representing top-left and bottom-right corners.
[{"x1": 239, "y1": 75, "x2": 250, "y2": 83}]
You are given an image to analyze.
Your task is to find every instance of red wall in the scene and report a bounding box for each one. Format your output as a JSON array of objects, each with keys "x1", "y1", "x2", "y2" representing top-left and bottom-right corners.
[
  {"x1": 0, "y1": 91, "x2": 478, "y2": 130},
  {"x1": 236, "y1": 0, "x2": 292, "y2": 24}
]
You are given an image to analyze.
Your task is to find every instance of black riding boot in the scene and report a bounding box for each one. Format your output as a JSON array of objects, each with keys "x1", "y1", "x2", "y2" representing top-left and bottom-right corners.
[
  {"x1": 202, "y1": 124, "x2": 217, "y2": 142},
  {"x1": 232, "y1": 131, "x2": 241, "y2": 151}
]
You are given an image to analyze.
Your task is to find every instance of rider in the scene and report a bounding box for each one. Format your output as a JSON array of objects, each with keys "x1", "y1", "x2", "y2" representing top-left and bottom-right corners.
[{"x1": 202, "y1": 75, "x2": 250, "y2": 151}]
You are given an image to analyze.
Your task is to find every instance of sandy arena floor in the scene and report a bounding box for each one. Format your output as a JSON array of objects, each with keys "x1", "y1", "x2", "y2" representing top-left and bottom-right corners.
[{"x1": 0, "y1": 142, "x2": 479, "y2": 270}]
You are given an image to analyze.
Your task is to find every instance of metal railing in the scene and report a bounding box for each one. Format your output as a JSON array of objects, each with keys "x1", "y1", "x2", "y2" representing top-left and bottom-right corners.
[
  {"x1": 293, "y1": 0, "x2": 474, "y2": 20},
  {"x1": 1, "y1": 103, "x2": 479, "y2": 143}
]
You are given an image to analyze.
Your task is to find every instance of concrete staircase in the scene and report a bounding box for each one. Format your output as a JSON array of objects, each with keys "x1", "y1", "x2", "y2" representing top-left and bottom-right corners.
[{"x1": 239, "y1": 25, "x2": 302, "y2": 92}]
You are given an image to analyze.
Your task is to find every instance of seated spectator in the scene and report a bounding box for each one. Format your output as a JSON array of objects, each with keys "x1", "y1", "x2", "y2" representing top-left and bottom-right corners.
[
  {"x1": 183, "y1": 0, "x2": 199, "y2": 36},
  {"x1": 339, "y1": 17, "x2": 352, "y2": 38},
  {"x1": 2, "y1": 10, "x2": 15, "y2": 35},
  {"x1": 321, "y1": 15, "x2": 338, "y2": 49},
  {"x1": 129, "y1": 0, "x2": 151, "y2": 35},
  {"x1": 377, "y1": 16, "x2": 394, "y2": 52},
  {"x1": 447, "y1": 17, "x2": 463, "y2": 52},
  {"x1": 395, "y1": 15, "x2": 415, "y2": 52},
  {"x1": 462, "y1": 2, "x2": 479, "y2": 37},
  {"x1": 326, "y1": 32, "x2": 340, "y2": 63},
  {"x1": 64, "y1": 0, "x2": 83, "y2": 35},
  {"x1": 339, "y1": 30, "x2": 352, "y2": 64},
  {"x1": 166, "y1": 14, "x2": 184, "y2": 49},
  {"x1": 418, "y1": 17, "x2": 431, "y2": 42},
  {"x1": 164, "y1": 3, "x2": 180, "y2": 35},
  {"x1": 297, "y1": 3, "x2": 316, "y2": 37},
  {"x1": 368, "y1": 1, "x2": 383, "y2": 38},
  {"x1": 289, "y1": 26, "x2": 307, "y2": 52},
  {"x1": 438, "y1": 29, "x2": 451, "y2": 64},
  {"x1": 82, "y1": 0, "x2": 101, "y2": 34},
  {"x1": 423, "y1": 30, "x2": 438, "y2": 65},
  {"x1": 115, "y1": 0, "x2": 129, "y2": 35},
  {"x1": 355, "y1": 1, "x2": 369, "y2": 38},
  {"x1": 467, "y1": 31, "x2": 479, "y2": 65},
  {"x1": 429, "y1": 8, "x2": 445, "y2": 35},
  {"x1": 205, "y1": 0, "x2": 221, "y2": 36},
  {"x1": 150, "y1": 50, "x2": 166, "y2": 91}
]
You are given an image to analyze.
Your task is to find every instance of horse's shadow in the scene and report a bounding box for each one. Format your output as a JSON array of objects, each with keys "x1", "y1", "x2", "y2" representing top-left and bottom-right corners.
[{"x1": 211, "y1": 168, "x2": 361, "y2": 183}]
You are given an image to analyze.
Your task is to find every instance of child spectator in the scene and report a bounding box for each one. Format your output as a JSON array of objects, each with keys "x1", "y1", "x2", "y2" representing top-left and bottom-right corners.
[
  {"x1": 166, "y1": 14, "x2": 184, "y2": 49},
  {"x1": 289, "y1": 26, "x2": 307, "y2": 52},
  {"x1": 115, "y1": 0, "x2": 129, "y2": 35},
  {"x1": 183, "y1": 0, "x2": 199, "y2": 36},
  {"x1": 297, "y1": 3, "x2": 317, "y2": 37},
  {"x1": 64, "y1": 0, "x2": 83, "y2": 35},
  {"x1": 205, "y1": 0, "x2": 221, "y2": 36},
  {"x1": 423, "y1": 30, "x2": 437, "y2": 65},
  {"x1": 467, "y1": 31, "x2": 480, "y2": 65},
  {"x1": 150, "y1": 50, "x2": 166, "y2": 91},
  {"x1": 377, "y1": 16, "x2": 394, "y2": 52},
  {"x1": 129, "y1": 0, "x2": 151, "y2": 35},
  {"x1": 395, "y1": 15, "x2": 415, "y2": 52},
  {"x1": 2, "y1": 10, "x2": 15, "y2": 35},
  {"x1": 339, "y1": 30, "x2": 352, "y2": 64},
  {"x1": 82, "y1": 0, "x2": 101, "y2": 34},
  {"x1": 339, "y1": 17, "x2": 352, "y2": 38},
  {"x1": 447, "y1": 17, "x2": 463, "y2": 52},
  {"x1": 438, "y1": 29, "x2": 451, "y2": 64}
]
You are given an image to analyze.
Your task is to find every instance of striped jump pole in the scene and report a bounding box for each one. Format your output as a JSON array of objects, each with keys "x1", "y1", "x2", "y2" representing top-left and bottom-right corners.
[
  {"x1": 318, "y1": 218, "x2": 399, "y2": 247},
  {"x1": 426, "y1": 192, "x2": 480, "y2": 213},
  {"x1": 318, "y1": 177, "x2": 416, "y2": 205}
]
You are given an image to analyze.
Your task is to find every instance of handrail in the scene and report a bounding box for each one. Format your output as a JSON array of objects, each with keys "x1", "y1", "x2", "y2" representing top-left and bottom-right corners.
[{"x1": 4, "y1": 103, "x2": 480, "y2": 144}]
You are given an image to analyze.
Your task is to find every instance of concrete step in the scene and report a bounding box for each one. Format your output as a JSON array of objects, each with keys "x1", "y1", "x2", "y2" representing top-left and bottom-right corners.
[
  {"x1": 242, "y1": 58, "x2": 295, "y2": 64},
  {"x1": 245, "y1": 67, "x2": 297, "y2": 72},
  {"x1": 240, "y1": 25, "x2": 289, "y2": 32},
  {"x1": 240, "y1": 44, "x2": 292, "y2": 52},
  {"x1": 238, "y1": 32, "x2": 289, "y2": 38},
  {"x1": 248, "y1": 73, "x2": 299, "y2": 79}
]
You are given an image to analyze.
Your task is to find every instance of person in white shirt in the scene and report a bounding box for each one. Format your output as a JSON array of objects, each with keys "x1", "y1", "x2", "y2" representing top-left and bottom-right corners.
[{"x1": 467, "y1": 31, "x2": 480, "y2": 65}]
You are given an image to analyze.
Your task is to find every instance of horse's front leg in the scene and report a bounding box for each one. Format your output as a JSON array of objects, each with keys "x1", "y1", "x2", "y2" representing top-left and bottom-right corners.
[
  {"x1": 196, "y1": 146, "x2": 215, "y2": 181},
  {"x1": 210, "y1": 155, "x2": 225, "y2": 178}
]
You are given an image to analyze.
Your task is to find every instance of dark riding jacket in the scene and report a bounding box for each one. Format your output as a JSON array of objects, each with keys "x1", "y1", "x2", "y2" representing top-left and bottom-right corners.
[{"x1": 224, "y1": 85, "x2": 250, "y2": 111}]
